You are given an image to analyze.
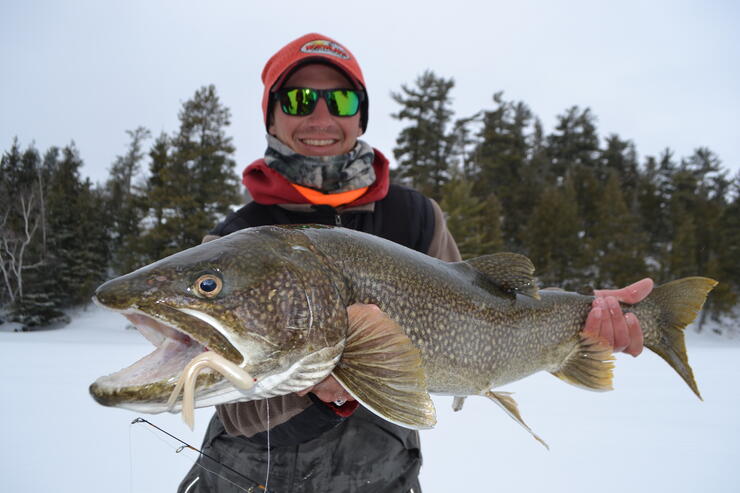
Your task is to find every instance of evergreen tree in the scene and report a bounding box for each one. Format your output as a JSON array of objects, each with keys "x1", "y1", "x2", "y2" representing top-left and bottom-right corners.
[
  {"x1": 1, "y1": 142, "x2": 69, "y2": 328},
  {"x1": 139, "y1": 133, "x2": 174, "y2": 261},
  {"x1": 439, "y1": 175, "x2": 503, "y2": 259},
  {"x1": 547, "y1": 106, "x2": 600, "y2": 176},
  {"x1": 522, "y1": 178, "x2": 585, "y2": 290},
  {"x1": 448, "y1": 113, "x2": 482, "y2": 179},
  {"x1": 546, "y1": 107, "x2": 601, "y2": 235},
  {"x1": 590, "y1": 172, "x2": 649, "y2": 287},
  {"x1": 391, "y1": 71, "x2": 455, "y2": 200},
  {"x1": 106, "y1": 127, "x2": 151, "y2": 273},
  {"x1": 140, "y1": 85, "x2": 241, "y2": 258},
  {"x1": 472, "y1": 93, "x2": 536, "y2": 249},
  {"x1": 1, "y1": 140, "x2": 44, "y2": 305},
  {"x1": 601, "y1": 134, "x2": 639, "y2": 205},
  {"x1": 45, "y1": 145, "x2": 110, "y2": 307},
  {"x1": 712, "y1": 174, "x2": 740, "y2": 318}
]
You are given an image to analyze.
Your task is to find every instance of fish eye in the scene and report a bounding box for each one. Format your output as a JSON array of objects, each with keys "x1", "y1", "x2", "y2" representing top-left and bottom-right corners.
[{"x1": 194, "y1": 274, "x2": 223, "y2": 298}]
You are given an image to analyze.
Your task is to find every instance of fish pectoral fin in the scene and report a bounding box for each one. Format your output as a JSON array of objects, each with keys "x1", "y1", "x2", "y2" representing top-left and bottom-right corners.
[
  {"x1": 485, "y1": 391, "x2": 549, "y2": 450},
  {"x1": 463, "y1": 253, "x2": 540, "y2": 300},
  {"x1": 452, "y1": 396, "x2": 466, "y2": 412},
  {"x1": 332, "y1": 304, "x2": 436, "y2": 430},
  {"x1": 551, "y1": 335, "x2": 615, "y2": 391}
]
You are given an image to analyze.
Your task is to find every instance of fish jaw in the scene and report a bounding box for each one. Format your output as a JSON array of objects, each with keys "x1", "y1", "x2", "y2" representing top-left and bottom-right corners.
[
  {"x1": 89, "y1": 300, "x2": 346, "y2": 414},
  {"x1": 88, "y1": 305, "x2": 238, "y2": 412}
]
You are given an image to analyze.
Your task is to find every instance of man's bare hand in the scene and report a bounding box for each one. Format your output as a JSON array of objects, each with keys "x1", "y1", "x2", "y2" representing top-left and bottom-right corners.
[
  {"x1": 296, "y1": 375, "x2": 355, "y2": 404},
  {"x1": 582, "y1": 278, "x2": 654, "y2": 357}
]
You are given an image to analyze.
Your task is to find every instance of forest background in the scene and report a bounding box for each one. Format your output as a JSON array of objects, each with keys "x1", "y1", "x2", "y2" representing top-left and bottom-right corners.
[{"x1": 1, "y1": 75, "x2": 738, "y2": 334}]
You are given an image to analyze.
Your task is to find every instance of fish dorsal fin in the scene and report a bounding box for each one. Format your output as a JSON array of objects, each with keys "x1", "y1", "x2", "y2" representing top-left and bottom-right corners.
[
  {"x1": 551, "y1": 335, "x2": 615, "y2": 391},
  {"x1": 485, "y1": 390, "x2": 549, "y2": 449},
  {"x1": 332, "y1": 304, "x2": 436, "y2": 430},
  {"x1": 464, "y1": 253, "x2": 540, "y2": 300}
]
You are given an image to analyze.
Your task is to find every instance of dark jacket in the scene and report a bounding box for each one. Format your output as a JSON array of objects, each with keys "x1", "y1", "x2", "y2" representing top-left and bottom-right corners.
[{"x1": 178, "y1": 185, "x2": 460, "y2": 493}]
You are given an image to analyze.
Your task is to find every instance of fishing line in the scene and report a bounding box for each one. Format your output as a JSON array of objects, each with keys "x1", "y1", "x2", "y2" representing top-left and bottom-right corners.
[
  {"x1": 128, "y1": 422, "x2": 134, "y2": 493},
  {"x1": 264, "y1": 399, "x2": 271, "y2": 492},
  {"x1": 130, "y1": 417, "x2": 266, "y2": 492}
]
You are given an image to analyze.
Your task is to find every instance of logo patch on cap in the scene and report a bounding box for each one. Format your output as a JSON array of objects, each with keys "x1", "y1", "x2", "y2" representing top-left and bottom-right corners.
[{"x1": 300, "y1": 40, "x2": 350, "y2": 60}]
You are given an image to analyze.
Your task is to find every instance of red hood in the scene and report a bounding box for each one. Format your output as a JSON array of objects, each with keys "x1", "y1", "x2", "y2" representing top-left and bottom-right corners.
[{"x1": 242, "y1": 148, "x2": 390, "y2": 208}]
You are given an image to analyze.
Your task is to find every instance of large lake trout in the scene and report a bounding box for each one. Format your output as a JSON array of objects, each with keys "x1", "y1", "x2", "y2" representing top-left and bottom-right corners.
[{"x1": 90, "y1": 225, "x2": 716, "y2": 446}]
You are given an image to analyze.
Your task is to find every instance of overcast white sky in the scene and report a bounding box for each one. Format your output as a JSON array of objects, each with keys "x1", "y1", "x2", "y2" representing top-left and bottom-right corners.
[{"x1": 2, "y1": 0, "x2": 739, "y2": 186}]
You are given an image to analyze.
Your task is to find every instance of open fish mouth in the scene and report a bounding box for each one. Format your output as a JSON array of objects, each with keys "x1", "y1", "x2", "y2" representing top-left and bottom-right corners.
[{"x1": 89, "y1": 305, "x2": 234, "y2": 413}]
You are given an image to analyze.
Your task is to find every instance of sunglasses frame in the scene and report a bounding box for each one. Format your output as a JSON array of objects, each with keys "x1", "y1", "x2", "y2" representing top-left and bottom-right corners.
[{"x1": 273, "y1": 87, "x2": 366, "y2": 117}]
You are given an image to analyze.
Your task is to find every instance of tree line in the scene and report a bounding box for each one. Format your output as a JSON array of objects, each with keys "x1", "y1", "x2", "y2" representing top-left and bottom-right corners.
[
  {"x1": 1, "y1": 76, "x2": 738, "y2": 333},
  {"x1": 392, "y1": 71, "x2": 739, "y2": 329},
  {"x1": 1, "y1": 85, "x2": 240, "y2": 329}
]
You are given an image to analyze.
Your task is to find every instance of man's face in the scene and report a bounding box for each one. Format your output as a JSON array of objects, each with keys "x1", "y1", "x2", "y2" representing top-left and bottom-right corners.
[{"x1": 269, "y1": 64, "x2": 363, "y2": 157}]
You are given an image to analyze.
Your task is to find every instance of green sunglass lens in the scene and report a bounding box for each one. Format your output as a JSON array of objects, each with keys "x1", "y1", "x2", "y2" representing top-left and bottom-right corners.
[
  {"x1": 281, "y1": 88, "x2": 317, "y2": 115},
  {"x1": 327, "y1": 90, "x2": 360, "y2": 116}
]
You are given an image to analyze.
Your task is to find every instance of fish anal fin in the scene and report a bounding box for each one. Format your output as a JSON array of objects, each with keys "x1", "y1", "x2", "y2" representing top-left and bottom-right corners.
[
  {"x1": 485, "y1": 390, "x2": 549, "y2": 450},
  {"x1": 551, "y1": 335, "x2": 615, "y2": 392},
  {"x1": 464, "y1": 253, "x2": 540, "y2": 300},
  {"x1": 452, "y1": 396, "x2": 466, "y2": 412},
  {"x1": 332, "y1": 304, "x2": 436, "y2": 429}
]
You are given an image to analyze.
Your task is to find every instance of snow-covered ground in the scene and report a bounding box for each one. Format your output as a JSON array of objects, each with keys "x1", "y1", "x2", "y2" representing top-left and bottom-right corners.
[{"x1": 1, "y1": 305, "x2": 738, "y2": 492}]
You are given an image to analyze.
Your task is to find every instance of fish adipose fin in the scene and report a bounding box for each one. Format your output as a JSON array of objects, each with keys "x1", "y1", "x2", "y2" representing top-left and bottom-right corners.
[
  {"x1": 485, "y1": 391, "x2": 549, "y2": 450},
  {"x1": 332, "y1": 304, "x2": 436, "y2": 430},
  {"x1": 551, "y1": 335, "x2": 615, "y2": 391},
  {"x1": 634, "y1": 276, "x2": 717, "y2": 400},
  {"x1": 464, "y1": 253, "x2": 540, "y2": 300}
]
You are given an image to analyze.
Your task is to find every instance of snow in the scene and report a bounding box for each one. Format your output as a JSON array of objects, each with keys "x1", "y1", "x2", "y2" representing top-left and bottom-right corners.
[{"x1": 1, "y1": 305, "x2": 739, "y2": 492}]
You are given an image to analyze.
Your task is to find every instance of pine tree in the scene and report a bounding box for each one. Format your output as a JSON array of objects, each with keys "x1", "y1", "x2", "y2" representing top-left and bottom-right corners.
[
  {"x1": 546, "y1": 107, "x2": 601, "y2": 236},
  {"x1": 45, "y1": 145, "x2": 110, "y2": 307},
  {"x1": 1, "y1": 140, "x2": 44, "y2": 305},
  {"x1": 391, "y1": 71, "x2": 455, "y2": 200},
  {"x1": 590, "y1": 172, "x2": 649, "y2": 288},
  {"x1": 472, "y1": 93, "x2": 536, "y2": 249},
  {"x1": 1, "y1": 142, "x2": 69, "y2": 328},
  {"x1": 439, "y1": 175, "x2": 503, "y2": 259},
  {"x1": 522, "y1": 178, "x2": 585, "y2": 290},
  {"x1": 601, "y1": 134, "x2": 640, "y2": 205},
  {"x1": 106, "y1": 127, "x2": 150, "y2": 273},
  {"x1": 139, "y1": 86, "x2": 241, "y2": 258},
  {"x1": 547, "y1": 106, "x2": 600, "y2": 177}
]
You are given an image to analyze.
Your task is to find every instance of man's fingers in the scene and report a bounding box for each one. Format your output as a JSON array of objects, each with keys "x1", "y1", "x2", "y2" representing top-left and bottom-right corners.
[
  {"x1": 594, "y1": 278, "x2": 654, "y2": 304},
  {"x1": 623, "y1": 313, "x2": 644, "y2": 357},
  {"x1": 608, "y1": 296, "x2": 630, "y2": 352},
  {"x1": 599, "y1": 298, "x2": 615, "y2": 348},
  {"x1": 583, "y1": 303, "x2": 603, "y2": 338}
]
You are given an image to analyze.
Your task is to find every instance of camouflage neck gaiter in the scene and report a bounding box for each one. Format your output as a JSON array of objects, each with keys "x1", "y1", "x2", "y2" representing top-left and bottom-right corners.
[{"x1": 264, "y1": 134, "x2": 376, "y2": 193}]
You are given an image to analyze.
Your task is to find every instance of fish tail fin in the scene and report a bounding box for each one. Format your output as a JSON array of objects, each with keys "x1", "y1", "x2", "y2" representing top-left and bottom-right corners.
[{"x1": 635, "y1": 277, "x2": 717, "y2": 401}]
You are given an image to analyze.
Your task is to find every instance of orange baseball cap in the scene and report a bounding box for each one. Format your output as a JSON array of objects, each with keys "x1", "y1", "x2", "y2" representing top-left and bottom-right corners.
[{"x1": 261, "y1": 33, "x2": 368, "y2": 131}]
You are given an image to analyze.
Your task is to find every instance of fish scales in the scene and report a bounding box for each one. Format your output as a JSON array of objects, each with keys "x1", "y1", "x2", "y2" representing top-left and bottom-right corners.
[
  {"x1": 90, "y1": 224, "x2": 715, "y2": 439},
  {"x1": 300, "y1": 226, "x2": 593, "y2": 394}
]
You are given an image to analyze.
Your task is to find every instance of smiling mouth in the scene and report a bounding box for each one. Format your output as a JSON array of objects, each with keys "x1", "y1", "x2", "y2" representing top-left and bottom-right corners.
[{"x1": 300, "y1": 138, "x2": 338, "y2": 146}]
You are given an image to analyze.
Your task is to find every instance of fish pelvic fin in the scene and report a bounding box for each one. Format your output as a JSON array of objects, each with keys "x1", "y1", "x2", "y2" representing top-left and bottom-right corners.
[
  {"x1": 551, "y1": 335, "x2": 615, "y2": 392},
  {"x1": 635, "y1": 277, "x2": 717, "y2": 401},
  {"x1": 452, "y1": 396, "x2": 466, "y2": 412},
  {"x1": 332, "y1": 304, "x2": 436, "y2": 430},
  {"x1": 485, "y1": 391, "x2": 549, "y2": 450},
  {"x1": 463, "y1": 253, "x2": 540, "y2": 300}
]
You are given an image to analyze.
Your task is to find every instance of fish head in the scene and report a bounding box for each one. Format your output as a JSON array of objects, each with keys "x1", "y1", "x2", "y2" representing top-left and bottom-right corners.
[{"x1": 90, "y1": 226, "x2": 348, "y2": 414}]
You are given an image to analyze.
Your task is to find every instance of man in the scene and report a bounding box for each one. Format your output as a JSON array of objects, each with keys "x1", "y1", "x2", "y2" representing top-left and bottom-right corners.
[{"x1": 178, "y1": 33, "x2": 650, "y2": 493}]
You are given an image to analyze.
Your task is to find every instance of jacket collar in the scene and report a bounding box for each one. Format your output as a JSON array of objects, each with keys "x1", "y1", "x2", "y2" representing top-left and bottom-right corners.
[{"x1": 242, "y1": 148, "x2": 390, "y2": 208}]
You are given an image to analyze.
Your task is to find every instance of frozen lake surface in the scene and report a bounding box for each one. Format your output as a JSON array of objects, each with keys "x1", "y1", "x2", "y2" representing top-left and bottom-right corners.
[{"x1": 1, "y1": 305, "x2": 738, "y2": 492}]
